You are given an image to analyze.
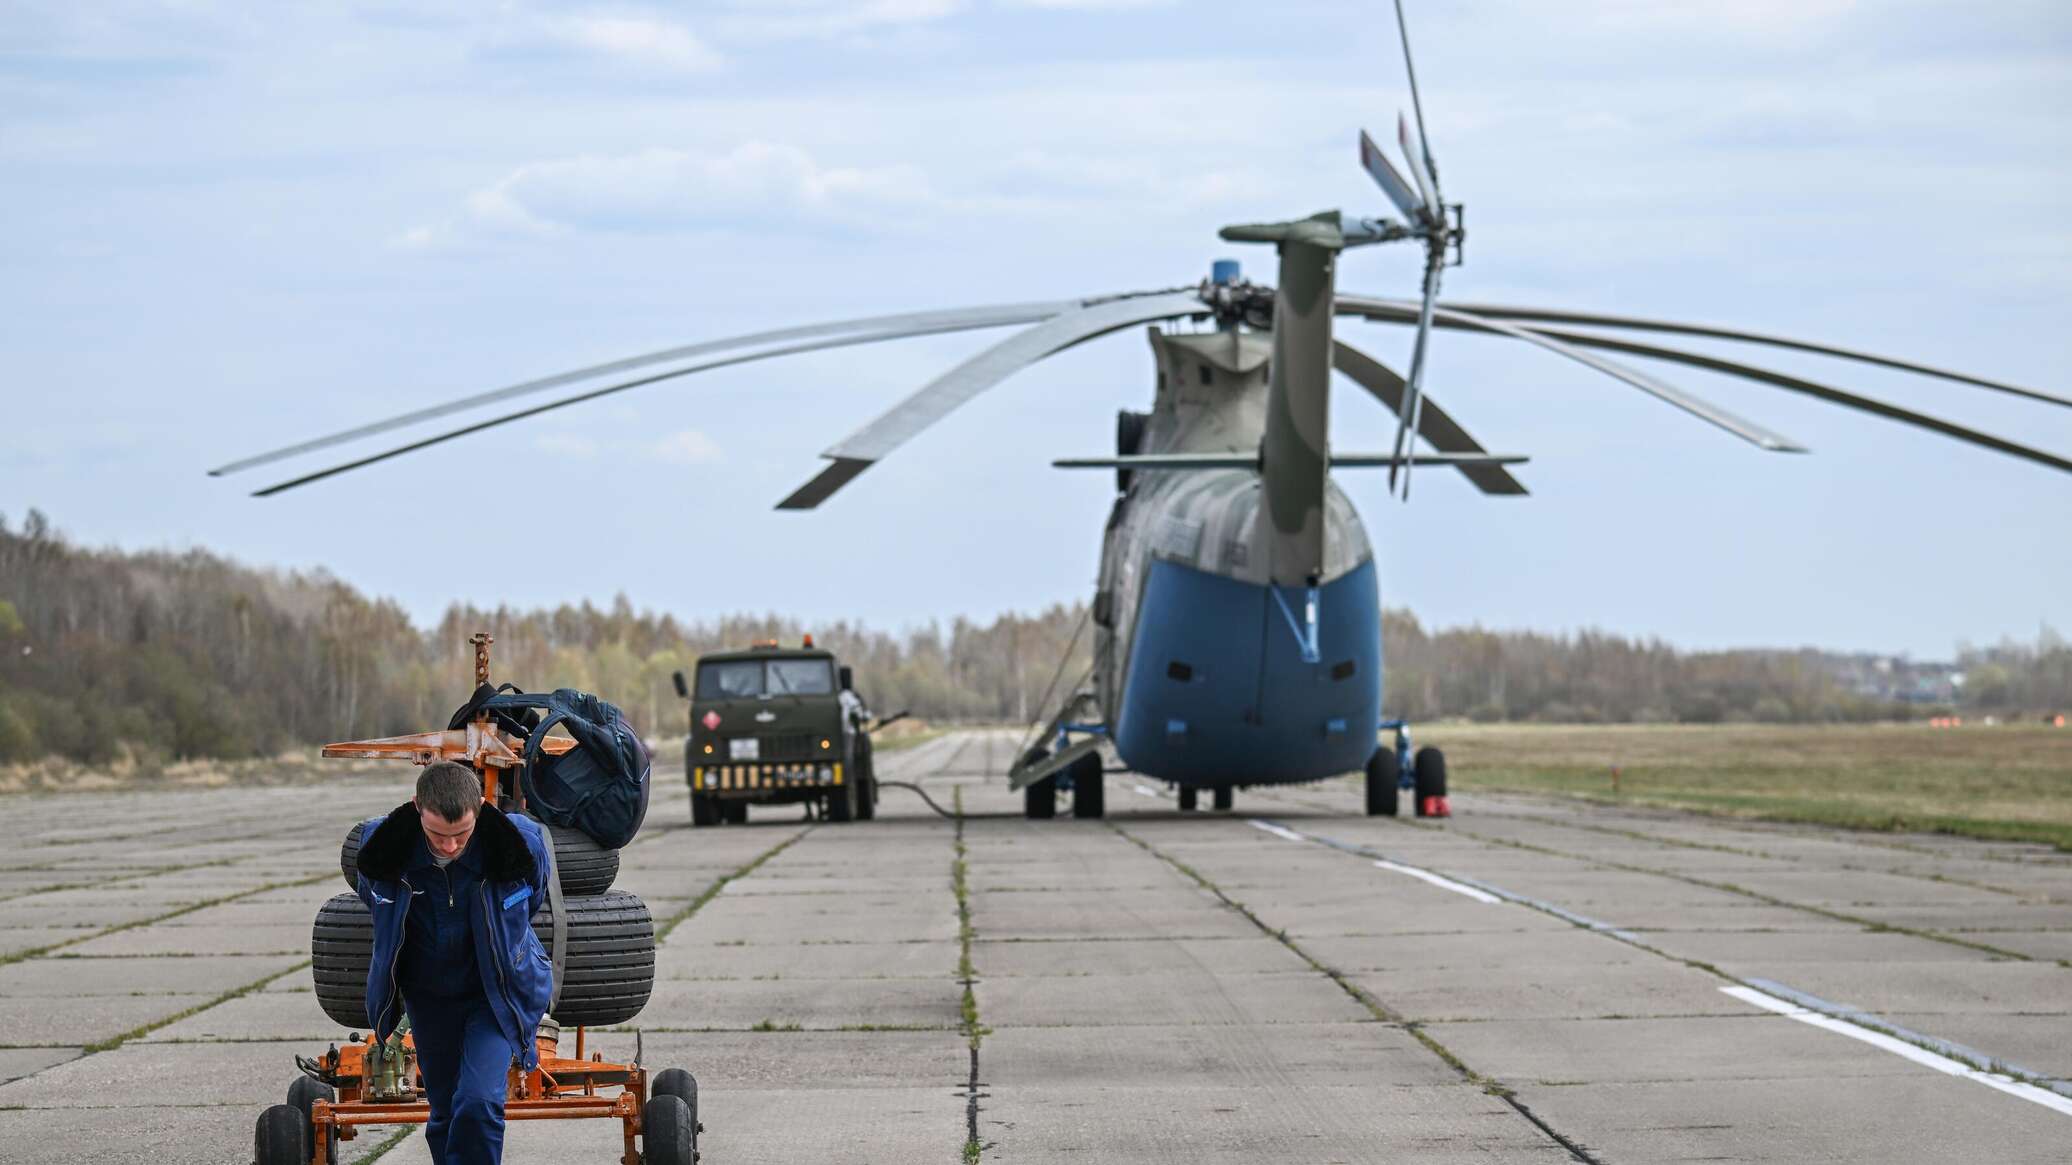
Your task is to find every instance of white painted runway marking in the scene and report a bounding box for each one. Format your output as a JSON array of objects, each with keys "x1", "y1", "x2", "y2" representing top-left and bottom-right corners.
[
  {"x1": 1246, "y1": 820, "x2": 1502, "y2": 903},
  {"x1": 1371, "y1": 859, "x2": 1504, "y2": 904},
  {"x1": 1722, "y1": 986, "x2": 2072, "y2": 1118}
]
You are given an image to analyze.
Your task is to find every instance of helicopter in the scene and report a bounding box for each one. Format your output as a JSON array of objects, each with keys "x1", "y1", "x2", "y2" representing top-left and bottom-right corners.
[{"x1": 213, "y1": 2, "x2": 2071, "y2": 823}]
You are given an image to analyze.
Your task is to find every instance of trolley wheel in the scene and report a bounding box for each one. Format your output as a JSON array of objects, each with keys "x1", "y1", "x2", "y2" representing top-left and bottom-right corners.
[
  {"x1": 651, "y1": 1067, "x2": 699, "y2": 1133},
  {"x1": 255, "y1": 1103, "x2": 306, "y2": 1165},
  {"x1": 1177, "y1": 786, "x2": 1198, "y2": 812},
  {"x1": 644, "y1": 1092, "x2": 698, "y2": 1165},
  {"x1": 1366, "y1": 748, "x2": 1400, "y2": 817},
  {"x1": 338, "y1": 821, "x2": 367, "y2": 890},
  {"x1": 1021, "y1": 747, "x2": 1055, "y2": 819},
  {"x1": 1413, "y1": 746, "x2": 1449, "y2": 818},
  {"x1": 1212, "y1": 785, "x2": 1234, "y2": 811},
  {"x1": 287, "y1": 1075, "x2": 337, "y2": 1163}
]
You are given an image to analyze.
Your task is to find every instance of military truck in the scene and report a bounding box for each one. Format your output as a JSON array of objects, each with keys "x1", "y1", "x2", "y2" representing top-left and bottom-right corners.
[{"x1": 671, "y1": 637, "x2": 896, "y2": 826}]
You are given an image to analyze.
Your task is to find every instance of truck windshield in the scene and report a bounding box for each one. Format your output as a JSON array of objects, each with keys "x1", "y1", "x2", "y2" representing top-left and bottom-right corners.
[
  {"x1": 696, "y1": 661, "x2": 764, "y2": 699},
  {"x1": 768, "y1": 659, "x2": 834, "y2": 695},
  {"x1": 695, "y1": 658, "x2": 836, "y2": 699}
]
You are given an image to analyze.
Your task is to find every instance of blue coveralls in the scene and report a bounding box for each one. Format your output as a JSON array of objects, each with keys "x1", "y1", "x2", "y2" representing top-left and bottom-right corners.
[{"x1": 400, "y1": 838, "x2": 512, "y2": 1165}]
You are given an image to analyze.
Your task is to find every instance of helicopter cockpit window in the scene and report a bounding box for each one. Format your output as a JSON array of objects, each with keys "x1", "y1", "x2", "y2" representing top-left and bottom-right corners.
[{"x1": 696, "y1": 661, "x2": 764, "y2": 699}]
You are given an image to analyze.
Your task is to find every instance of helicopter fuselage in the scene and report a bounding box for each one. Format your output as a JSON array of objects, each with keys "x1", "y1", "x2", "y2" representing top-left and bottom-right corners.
[{"x1": 1093, "y1": 327, "x2": 1383, "y2": 787}]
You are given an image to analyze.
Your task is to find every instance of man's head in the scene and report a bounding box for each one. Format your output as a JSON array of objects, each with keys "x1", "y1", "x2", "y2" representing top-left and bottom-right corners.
[{"x1": 414, "y1": 761, "x2": 482, "y2": 861}]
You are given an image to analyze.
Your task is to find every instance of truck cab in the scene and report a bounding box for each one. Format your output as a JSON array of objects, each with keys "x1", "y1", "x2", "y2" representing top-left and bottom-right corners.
[{"x1": 674, "y1": 638, "x2": 878, "y2": 825}]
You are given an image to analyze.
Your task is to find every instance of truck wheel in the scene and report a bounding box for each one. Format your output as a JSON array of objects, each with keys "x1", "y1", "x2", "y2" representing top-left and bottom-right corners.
[
  {"x1": 856, "y1": 738, "x2": 877, "y2": 820},
  {"x1": 1070, "y1": 753, "x2": 1105, "y2": 819},
  {"x1": 723, "y1": 802, "x2": 748, "y2": 825},
  {"x1": 1213, "y1": 785, "x2": 1234, "y2": 811},
  {"x1": 287, "y1": 1075, "x2": 338, "y2": 1163},
  {"x1": 536, "y1": 890, "x2": 657, "y2": 1029},
  {"x1": 1413, "y1": 746, "x2": 1450, "y2": 818},
  {"x1": 644, "y1": 1093, "x2": 697, "y2": 1165},
  {"x1": 1366, "y1": 748, "x2": 1400, "y2": 817},
  {"x1": 255, "y1": 1104, "x2": 306, "y2": 1165},
  {"x1": 827, "y1": 777, "x2": 856, "y2": 823},
  {"x1": 691, "y1": 794, "x2": 721, "y2": 827},
  {"x1": 311, "y1": 894, "x2": 374, "y2": 1028},
  {"x1": 1177, "y1": 787, "x2": 1198, "y2": 812}
]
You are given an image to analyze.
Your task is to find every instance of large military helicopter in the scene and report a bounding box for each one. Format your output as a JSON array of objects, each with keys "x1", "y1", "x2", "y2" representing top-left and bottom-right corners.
[{"x1": 214, "y1": 4, "x2": 2070, "y2": 822}]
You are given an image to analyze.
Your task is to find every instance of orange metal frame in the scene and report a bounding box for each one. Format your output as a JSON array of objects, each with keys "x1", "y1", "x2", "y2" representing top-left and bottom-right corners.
[{"x1": 301, "y1": 633, "x2": 650, "y2": 1165}]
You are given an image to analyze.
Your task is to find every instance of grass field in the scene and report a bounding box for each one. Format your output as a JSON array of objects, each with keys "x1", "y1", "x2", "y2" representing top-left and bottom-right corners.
[{"x1": 1423, "y1": 722, "x2": 2072, "y2": 851}]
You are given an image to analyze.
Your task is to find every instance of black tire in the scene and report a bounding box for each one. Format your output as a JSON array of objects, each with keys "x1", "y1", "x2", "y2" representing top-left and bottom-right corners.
[
  {"x1": 691, "y1": 794, "x2": 722, "y2": 827},
  {"x1": 1366, "y1": 748, "x2": 1400, "y2": 817},
  {"x1": 311, "y1": 894, "x2": 374, "y2": 1029},
  {"x1": 1413, "y1": 746, "x2": 1448, "y2": 816},
  {"x1": 1177, "y1": 786, "x2": 1198, "y2": 812},
  {"x1": 1070, "y1": 754, "x2": 1104, "y2": 819},
  {"x1": 722, "y1": 802, "x2": 748, "y2": 825},
  {"x1": 311, "y1": 890, "x2": 657, "y2": 1030},
  {"x1": 537, "y1": 890, "x2": 656, "y2": 1028},
  {"x1": 287, "y1": 1075, "x2": 337, "y2": 1163},
  {"x1": 856, "y1": 738, "x2": 876, "y2": 821},
  {"x1": 547, "y1": 824, "x2": 620, "y2": 896},
  {"x1": 1212, "y1": 785, "x2": 1234, "y2": 811},
  {"x1": 339, "y1": 820, "x2": 367, "y2": 890},
  {"x1": 651, "y1": 1066, "x2": 698, "y2": 1134},
  {"x1": 826, "y1": 776, "x2": 856, "y2": 823},
  {"x1": 255, "y1": 1103, "x2": 305, "y2": 1165},
  {"x1": 1021, "y1": 747, "x2": 1055, "y2": 819},
  {"x1": 644, "y1": 1092, "x2": 697, "y2": 1165},
  {"x1": 343, "y1": 820, "x2": 617, "y2": 896}
]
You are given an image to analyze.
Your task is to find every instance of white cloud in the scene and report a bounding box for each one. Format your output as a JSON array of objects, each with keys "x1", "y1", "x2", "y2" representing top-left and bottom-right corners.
[
  {"x1": 551, "y1": 14, "x2": 722, "y2": 72},
  {"x1": 649, "y1": 429, "x2": 725, "y2": 465},
  {"x1": 410, "y1": 141, "x2": 941, "y2": 243}
]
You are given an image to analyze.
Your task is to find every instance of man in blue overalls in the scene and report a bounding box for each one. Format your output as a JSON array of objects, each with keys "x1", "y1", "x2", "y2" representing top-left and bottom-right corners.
[{"x1": 354, "y1": 762, "x2": 556, "y2": 1165}]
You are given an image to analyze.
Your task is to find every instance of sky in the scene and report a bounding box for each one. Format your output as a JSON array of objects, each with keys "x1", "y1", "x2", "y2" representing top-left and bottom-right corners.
[{"x1": 3, "y1": 0, "x2": 2068, "y2": 659}]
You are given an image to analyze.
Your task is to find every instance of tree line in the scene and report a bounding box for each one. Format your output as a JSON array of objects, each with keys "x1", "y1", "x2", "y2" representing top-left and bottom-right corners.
[{"x1": 1, "y1": 511, "x2": 2063, "y2": 766}]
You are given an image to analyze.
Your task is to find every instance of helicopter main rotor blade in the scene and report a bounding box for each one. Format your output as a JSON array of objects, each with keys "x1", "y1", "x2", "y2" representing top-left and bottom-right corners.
[
  {"x1": 778, "y1": 291, "x2": 1211, "y2": 510},
  {"x1": 1398, "y1": 113, "x2": 1439, "y2": 225},
  {"x1": 1338, "y1": 295, "x2": 1809, "y2": 453},
  {"x1": 1433, "y1": 301, "x2": 2072, "y2": 411},
  {"x1": 248, "y1": 317, "x2": 1041, "y2": 497},
  {"x1": 211, "y1": 300, "x2": 1080, "y2": 478},
  {"x1": 1516, "y1": 324, "x2": 2072, "y2": 478},
  {"x1": 1333, "y1": 339, "x2": 1527, "y2": 495}
]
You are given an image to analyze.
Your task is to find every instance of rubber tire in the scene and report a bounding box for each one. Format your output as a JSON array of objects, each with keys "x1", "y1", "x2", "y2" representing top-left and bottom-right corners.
[
  {"x1": 311, "y1": 894, "x2": 375, "y2": 1028},
  {"x1": 287, "y1": 1075, "x2": 338, "y2": 1163},
  {"x1": 547, "y1": 824, "x2": 620, "y2": 896},
  {"x1": 1070, "y1": 754, "x2": 1105, "y2": 819},
  {"x1": 827, "y1": 775, "x2": 856, "y2": 823},
  {"x1": 722, "y1": 802, "x2": 748, "y2": 825},
  {"x1": 310, "y1": 890, "x2": 657, "y2": 1030},
  {"x1": 1366, "y1": 748, "x2": 1400, "y2": 817},
  {"x1": 691, "y1": 794, "x2": 721, "y2": 827},
  {"x1": 651, "y1": 1066, "x2": 698, "y2": 1135},
  {"x1": 255, "y1": 1103, "x2": 305, "y2": 1165},
  {"x1": 1021, "y1": 747, "x2": 1055, "y2": 820},
  {"x1": 644, "y1": 1092, "x2": 697, "y2": 1165},
  {"x1": 536, "y1": 889, "x2": 656, "y2": 1028},
  {"x1": 339, "y1": 820, "x2": 367, "y2": 890},
  {"x1": 1413, "y1": 746, "x2": 1448, "y2": 816},
  {"x1": 342, "y1": 820, "x2": 618, "y2": 896},
  {"x1": 1212, "y1": 785, "x2": 1234, "y2": 811},
  {"x1": 1177, "y1": 787, "x2": 1198, "y2": 812},
  {"x1": 856, "y1": 737, "x2": 876, "y2": 821}
]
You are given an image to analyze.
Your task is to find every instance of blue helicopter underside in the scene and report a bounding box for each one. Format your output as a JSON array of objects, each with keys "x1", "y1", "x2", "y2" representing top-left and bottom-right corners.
[{"x1": 1112, "y1": 557, "x2": 1382, "y2": 786}]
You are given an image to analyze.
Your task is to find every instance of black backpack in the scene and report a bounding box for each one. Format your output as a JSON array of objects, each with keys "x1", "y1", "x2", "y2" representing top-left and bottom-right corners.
[{"x1": 451, "y1": 685, "x2": 651, "y2": 849}]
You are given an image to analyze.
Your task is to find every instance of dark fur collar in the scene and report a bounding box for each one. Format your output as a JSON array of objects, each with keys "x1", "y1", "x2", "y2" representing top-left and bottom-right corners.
[{"x1": 356, "y1": 800, "x2": 536, "y2": 884}]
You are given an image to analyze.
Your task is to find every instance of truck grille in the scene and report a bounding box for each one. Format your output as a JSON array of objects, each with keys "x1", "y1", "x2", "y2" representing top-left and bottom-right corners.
[{"x1": 758, "y1": 733, "x2": 822, "y2": 762}]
